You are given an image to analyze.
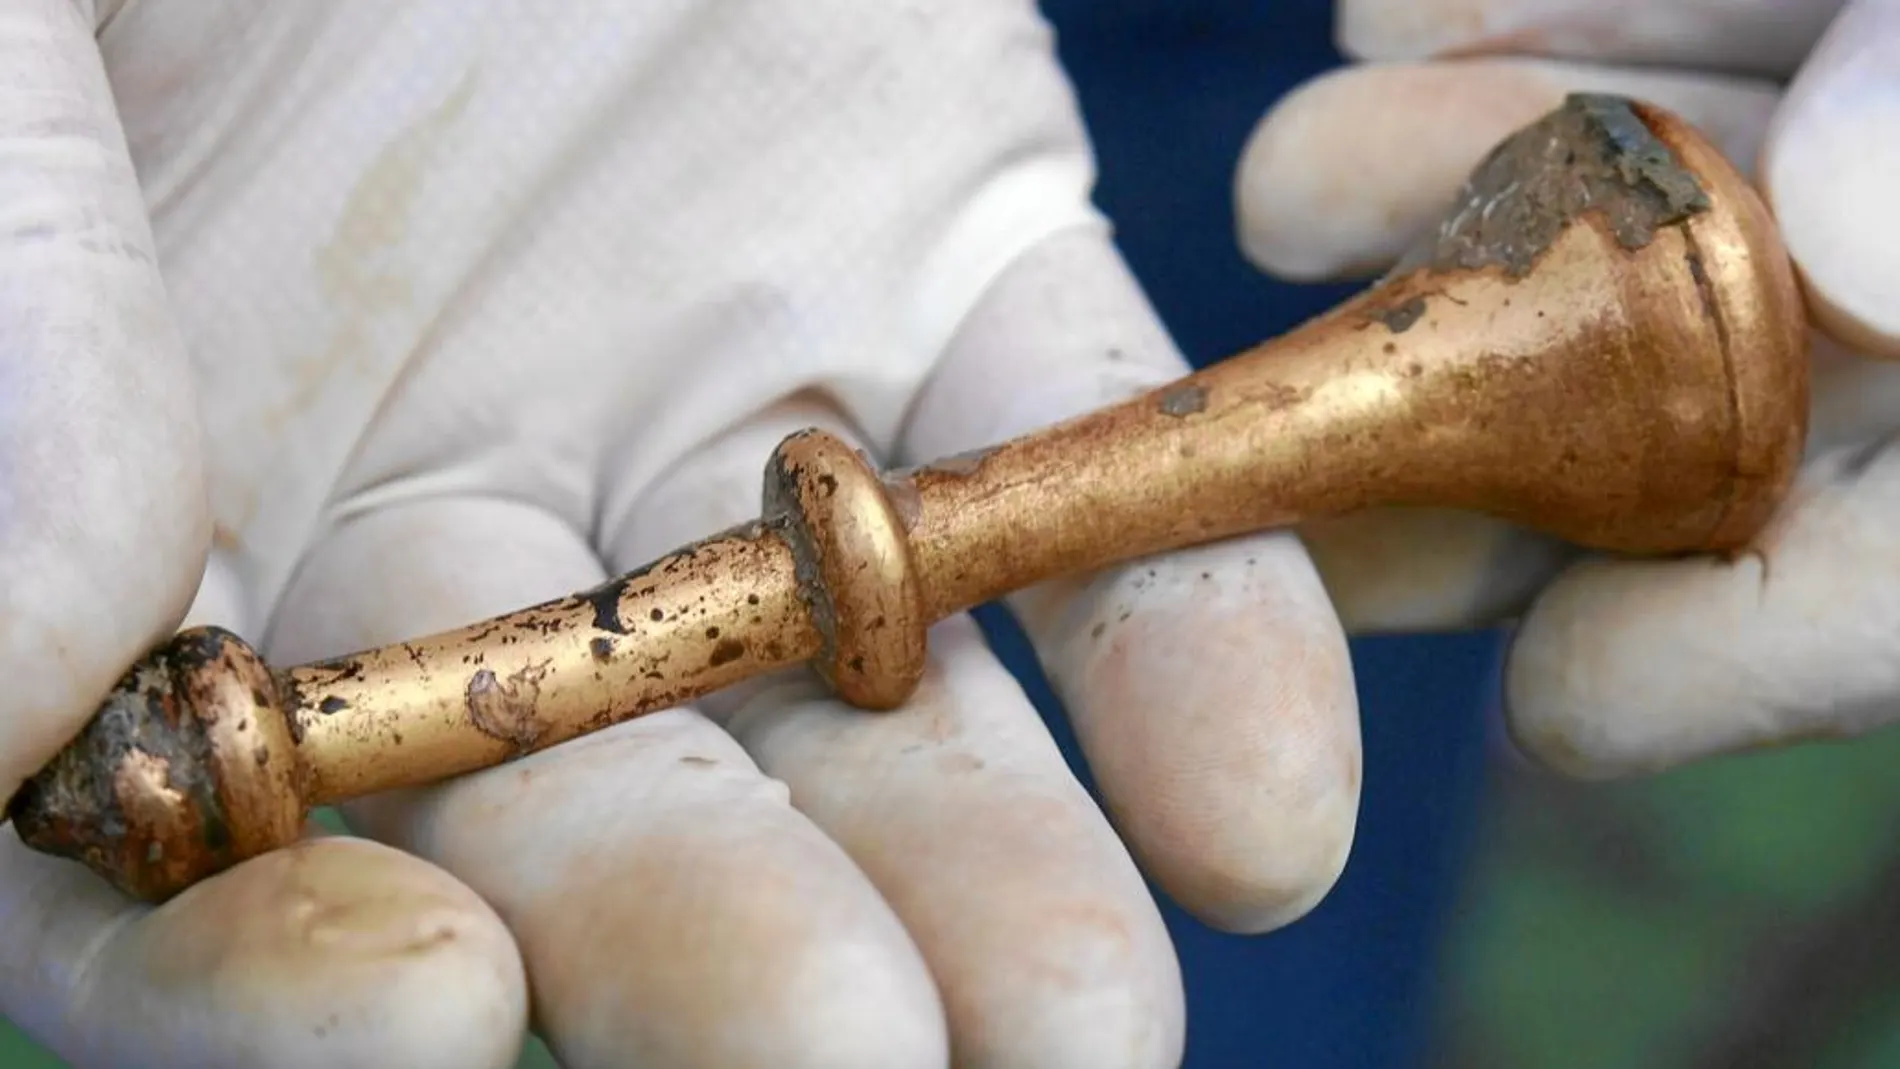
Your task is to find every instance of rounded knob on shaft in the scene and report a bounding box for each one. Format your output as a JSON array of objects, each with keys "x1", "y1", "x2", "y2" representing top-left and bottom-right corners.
[
  {"x1": 7, "y1": 628, "x2": 307, "y2": 901},
  {"x1": 765, "y1": 428, "x2": 931, "y2": 709}
]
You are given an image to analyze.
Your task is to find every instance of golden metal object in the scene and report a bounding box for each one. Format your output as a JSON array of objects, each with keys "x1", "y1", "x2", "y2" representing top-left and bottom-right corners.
[{"x1": 7, "y1": 94, "x2": 1810, "y2": 902}]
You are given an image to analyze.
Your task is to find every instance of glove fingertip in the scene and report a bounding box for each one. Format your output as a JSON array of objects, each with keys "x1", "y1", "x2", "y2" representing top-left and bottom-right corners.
[
  {"x1": 1761, "y1": 9, "x2": 1900, "y2": 360},
  {"x1": 1334, "y1": 0, "x2": 1476, "y2": 61},
  {"x1": 1233, "y1": 67, "x2": 1407, "y2": 282},
  {"x1": 1234, "y1": 62, "x2": 1570, "y2": 285}
]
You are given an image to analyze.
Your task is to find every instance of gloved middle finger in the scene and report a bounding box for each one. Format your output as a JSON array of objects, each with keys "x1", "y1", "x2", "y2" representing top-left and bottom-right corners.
[
  {"x1": 897, "y1": 226, "x2": 1364, "y2": 930},
  {"x1": 267, "y1": 492, "x2": 948, "y2": 1069},
  {"x1": 607, "y1": 397, "x2": 1186, "y2": 1069}
]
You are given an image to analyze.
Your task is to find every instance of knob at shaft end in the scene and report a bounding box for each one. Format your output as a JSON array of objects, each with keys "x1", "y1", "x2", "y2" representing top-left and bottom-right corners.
[{"x1": 7, "y1": 628, "x2": 308, "y2": 902}]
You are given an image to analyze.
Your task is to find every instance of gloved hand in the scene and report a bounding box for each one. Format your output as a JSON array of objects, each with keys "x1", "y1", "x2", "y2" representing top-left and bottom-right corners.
[
  {"x1": 0, "y1": 3, "x2": 1363, "y2": 1067},
  {"x1": 1237, "y1": 0, "x2": 1900, "y2": 775}
]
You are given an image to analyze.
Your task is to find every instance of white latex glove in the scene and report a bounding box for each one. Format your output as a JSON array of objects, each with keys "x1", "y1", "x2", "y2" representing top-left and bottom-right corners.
[
  {"x1": 0, "y1": 3, "x2": 1362, "y2": 1067},
  {"x1": 1236, "y1": 0, "x2": 1900, "y2": 776}
]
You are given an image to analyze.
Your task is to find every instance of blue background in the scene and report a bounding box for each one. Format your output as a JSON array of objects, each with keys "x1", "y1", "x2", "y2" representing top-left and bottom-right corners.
[{"x1": 973, "y1": 2, "x2": 1509, "y2": 1065}]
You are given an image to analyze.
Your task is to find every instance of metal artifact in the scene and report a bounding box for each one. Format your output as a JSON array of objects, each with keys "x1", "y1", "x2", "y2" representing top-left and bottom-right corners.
[{"x1": 6, "y1": 94, "x2": 1812, "y2": 902}]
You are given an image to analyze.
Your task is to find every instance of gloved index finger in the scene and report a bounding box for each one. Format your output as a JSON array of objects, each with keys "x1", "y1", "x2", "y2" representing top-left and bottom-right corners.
[
  {"x1": 0, "y1": 0, "x2": 207, "y2": 801},
  {"x1": 1338, "y1": 0, "x2": 1847, "y2": 79}
]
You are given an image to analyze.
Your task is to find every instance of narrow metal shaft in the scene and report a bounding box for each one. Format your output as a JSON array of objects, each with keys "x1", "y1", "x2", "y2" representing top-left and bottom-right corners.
[{"x1": 289, "y1": 524, "x2": 818, "y2": 805}]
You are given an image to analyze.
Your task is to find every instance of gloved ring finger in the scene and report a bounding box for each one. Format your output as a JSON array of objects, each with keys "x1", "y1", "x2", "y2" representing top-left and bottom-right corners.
[{"x1": 900, "y1": 225, "x2": 1363, "y2": 936}]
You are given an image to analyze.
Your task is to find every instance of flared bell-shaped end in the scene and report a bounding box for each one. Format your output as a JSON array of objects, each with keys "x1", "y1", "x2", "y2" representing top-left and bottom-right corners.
[
  {"x1": 877, "y1": 94, "x2": 1811, "y2": 620},
  {"x1": 1307, "y1": 92, "x2": 1810, "y2": 556}
]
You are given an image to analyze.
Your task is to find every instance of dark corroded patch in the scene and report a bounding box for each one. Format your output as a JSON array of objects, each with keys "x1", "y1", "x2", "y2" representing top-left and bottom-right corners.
[
  {"x1": 709, "y1": 637, "x2": 746, "y2": 667},
  {"x1": 582, "y1": 577, "x2": 630, "y2": 635},
  {"x1": 1370, "y1": 295, "x2": 1428, "y2": 334},
  {"x1": 765, "y1": 448, "x2": 838, "y2": 670},
  {"x1": 589, "y1": 636, "x2": 615, "y2": 663},
  {"x1": 277, "y1": 671, "x2": 311, "y2": 744},
  {"x1": 1392, "y1": 93, "x2": 1711, "y2": 280},
  {"x1": 297, "y1": 656, "x2": 366, "y2": 683},
  {"x1": 318, "y1": 695, "x2": 349, "y2": 715},
  {"x1": 1158, "y1": 383, "x2": 1209, "y2": 417},
  {"x1": 464, "y1": 662, "x2": 551, "y2": 755}
]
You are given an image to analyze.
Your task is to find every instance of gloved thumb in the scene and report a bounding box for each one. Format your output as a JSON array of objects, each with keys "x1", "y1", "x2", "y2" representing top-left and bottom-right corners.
[
  {"x1": 0, "y1": 0, "x2": 207, "y2": 803},
  {"x1": 1757, "y1": 0, "x2": 1900, "y2": 359}
]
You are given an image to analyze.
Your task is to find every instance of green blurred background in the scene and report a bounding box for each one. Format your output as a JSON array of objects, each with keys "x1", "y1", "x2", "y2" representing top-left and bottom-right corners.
[{"x1": 1431, "y1": 730, "x2": 1900, "y2": 1069}]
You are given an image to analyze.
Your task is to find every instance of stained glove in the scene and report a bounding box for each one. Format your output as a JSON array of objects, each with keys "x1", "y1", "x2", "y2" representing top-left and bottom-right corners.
[
  {"x1": 1236, "y1": 0, "x2": 1900, "y2": 776},
  {"x1": 0, "y1": 3, "x2": 1363, "y2": 1067}
]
